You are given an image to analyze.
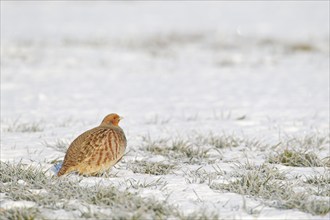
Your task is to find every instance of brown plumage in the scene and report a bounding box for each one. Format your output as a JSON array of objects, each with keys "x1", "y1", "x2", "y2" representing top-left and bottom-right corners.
[{"x1": 57, "y1": 113, "x2": 127, "y2": 176}]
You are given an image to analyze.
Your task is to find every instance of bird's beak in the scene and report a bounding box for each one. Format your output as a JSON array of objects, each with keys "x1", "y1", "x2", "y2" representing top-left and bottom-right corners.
[{"x1": 119, "y1": 116, "x2": 124, "y2": 120}]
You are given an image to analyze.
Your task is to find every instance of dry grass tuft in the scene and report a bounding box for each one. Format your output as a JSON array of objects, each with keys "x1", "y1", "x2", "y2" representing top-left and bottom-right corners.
[
  {"x1": 268, "y1": 150, "x2": 324, "y2": 167},
  {"x1": 126, "y1": 160, "x2": 176, "y2": 175}
]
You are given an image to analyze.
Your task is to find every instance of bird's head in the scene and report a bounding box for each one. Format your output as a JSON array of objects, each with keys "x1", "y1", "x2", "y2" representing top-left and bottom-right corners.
[{"x1": 101, "y1": 113, "x2": 123, "y2": 126}]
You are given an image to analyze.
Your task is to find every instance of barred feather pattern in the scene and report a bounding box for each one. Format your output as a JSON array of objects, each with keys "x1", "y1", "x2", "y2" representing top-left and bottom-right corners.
[{"x1": 57, "y1": 122, "x2": 126, "y2": 176}]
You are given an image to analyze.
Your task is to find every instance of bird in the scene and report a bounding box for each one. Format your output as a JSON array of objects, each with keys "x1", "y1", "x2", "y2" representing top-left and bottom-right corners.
[{"x1": 57, "y1": 113, "x2": 127, "y2": 176}]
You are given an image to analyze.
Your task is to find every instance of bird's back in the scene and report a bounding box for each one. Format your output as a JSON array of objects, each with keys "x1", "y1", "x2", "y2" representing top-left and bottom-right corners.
[{"x1": 57, "y1": 125, "x2": 126, "y2": 176}]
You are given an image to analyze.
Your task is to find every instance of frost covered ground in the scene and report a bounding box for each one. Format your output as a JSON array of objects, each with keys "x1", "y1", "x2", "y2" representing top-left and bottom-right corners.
[{"x1": 1, "y1": 1, "x2": 329, "y2": 219}]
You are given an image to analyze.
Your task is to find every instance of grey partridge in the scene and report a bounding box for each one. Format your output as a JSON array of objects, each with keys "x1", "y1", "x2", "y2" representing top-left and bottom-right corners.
[{"x1": 57, "y1": 113, "x2": 127, "y2": 176}]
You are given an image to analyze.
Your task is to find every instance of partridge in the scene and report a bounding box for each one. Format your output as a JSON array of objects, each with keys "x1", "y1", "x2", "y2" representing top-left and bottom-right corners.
[{"x1": 57, "y1": 113, "x2": 127, "y2": 176}]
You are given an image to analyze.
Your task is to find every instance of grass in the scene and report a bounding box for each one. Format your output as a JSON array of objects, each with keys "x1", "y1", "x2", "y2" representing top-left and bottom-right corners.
[
  {"x1": 268, "y1": 149, "x2": 324, "y2": 167},
  {"x1": 123, "y1": 178, "x2": 168, "y2": 190},
  {"x1": 194, "y1": 132, "x2": 241, "y2": 149},
  {"x1": 126, "y1": 160, "x2": 176, "y2": 175},
  {"x1": 145, "y1": 114, "x2": 171, "y2": 125},
  {"x1": 305, "y1": 174, "x2": 330, "y2": 186},
  {"x1": 183, "y1": 167, "x2": 219, "y2": 185},
  {"x1": 287, "y1": 42, "x2": 317, "y2": 52},
  {"x1": 277, "y1": 134, "x2": 329, "y2": 151},
  {"x1": 304, "y1": 173, "x2": 330, "y2": 197},
  {"x1": 62, "y1": 32, "x2": 205, "y2": 58},
  {"x1": 121, "y1": 32, "x2": 205, "y2": 57},
  {"x1": 80, "y1": 210, "x2": 113, "y2": 219},
  {"x1": 211, "y1": 163, "x2": 330, "y2": 215},
  {"x1": 1, "y1": 131, "x2": 329, "y2": 218},
  {"x1": 0, "y1": 161, "x2": 181, "y2": 219},
  {"x1": 322, "y1": 157, "x2": 330, "y2": 167},
  {"x1": 0, "y1": 207, "x2": 43, "y2": 220},
  {"x1": 177, "y1": 210, "x2": 221, "y2": 220},
  {"x1": 43, "y1": 139, "x2": 70, "y2": 153},
  {"x1": 0, "y1": 162, "x2": 49, "y2": 187},
  {"x1": 141, "y1": 135, "x2": 210, "y2": 164},
  {"x1": 4, "y1": 121, "x2": 43, "y2": 133},
  {"x1": 257, "y1": 37, "x2": 320, "y2": 53},
  {"x1": 194, "y1": 132, "x2": 269, "y2": 152}
]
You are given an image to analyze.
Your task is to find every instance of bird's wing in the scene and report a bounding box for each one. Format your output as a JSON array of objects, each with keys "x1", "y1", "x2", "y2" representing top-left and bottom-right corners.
[{"x1": 61, "y1": 127, "x2": 108, "y2": 168}]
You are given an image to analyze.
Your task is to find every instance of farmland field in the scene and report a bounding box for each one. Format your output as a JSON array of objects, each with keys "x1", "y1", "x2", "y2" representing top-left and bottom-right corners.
[{"x1": 1, "y1": 1, "x2": 329, "y2": 219}]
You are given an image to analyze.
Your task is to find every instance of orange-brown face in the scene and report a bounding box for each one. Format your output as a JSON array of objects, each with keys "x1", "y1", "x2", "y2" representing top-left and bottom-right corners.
[{"x1": 101, "y1": 113, "x2": 122, "y2": 126}]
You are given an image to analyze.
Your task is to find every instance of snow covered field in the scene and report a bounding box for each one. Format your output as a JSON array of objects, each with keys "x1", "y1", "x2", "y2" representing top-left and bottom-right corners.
[{"x1": 1, "y1": 1, "x2": 329, "y2": 219}]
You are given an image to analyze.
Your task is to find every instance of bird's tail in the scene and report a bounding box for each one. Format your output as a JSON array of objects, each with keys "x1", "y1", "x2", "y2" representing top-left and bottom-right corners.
[{"x1": 57, "y1": 165, "x2": 68, "y2": 176}]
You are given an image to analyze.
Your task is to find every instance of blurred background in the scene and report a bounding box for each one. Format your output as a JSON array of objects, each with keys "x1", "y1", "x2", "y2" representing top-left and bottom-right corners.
[{"x1": 1, "y1": 1, "x2": 329, "y2": 137}]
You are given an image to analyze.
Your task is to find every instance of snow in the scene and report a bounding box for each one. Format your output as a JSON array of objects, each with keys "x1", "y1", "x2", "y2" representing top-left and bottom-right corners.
[
  {"x1": 1, "y1": 1, "x2": 329, "y2": 219},
  {"x1": 0, "y1": 200, "x2": 36, "y2": 210}
]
